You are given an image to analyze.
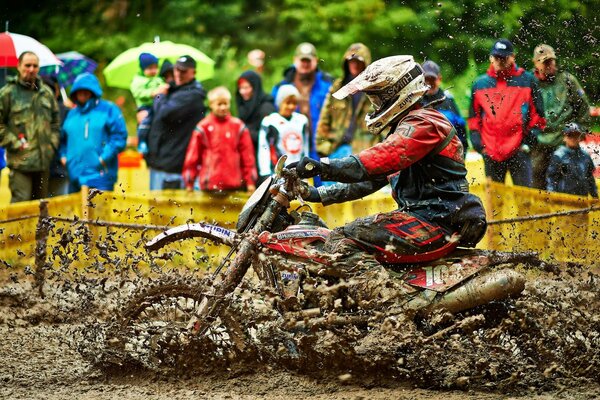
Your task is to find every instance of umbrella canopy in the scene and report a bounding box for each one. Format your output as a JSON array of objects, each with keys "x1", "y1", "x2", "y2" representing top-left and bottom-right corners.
[
  {"x1": 39, "y1": 51, "x2": 98, "y2": 87},
  {"x1": 0, "y1": 31, "x2": 61, "y2": 68},
  {"x1": 103, "y1": 40, "x2": 215, "y2": 89}
]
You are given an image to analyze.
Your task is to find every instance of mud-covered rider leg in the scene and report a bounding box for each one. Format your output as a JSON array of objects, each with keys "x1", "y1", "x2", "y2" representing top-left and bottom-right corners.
[{"x1": 323, "y1": 211, "x2": 453, "y2": 309}]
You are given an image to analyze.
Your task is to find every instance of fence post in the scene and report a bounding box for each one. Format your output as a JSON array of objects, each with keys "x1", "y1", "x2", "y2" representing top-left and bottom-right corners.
[
  {"x1": 81, "y1": 185, "x2": 90, "y2": 220},
  {"x1": 34, "y1": 199, "x2": 49, "y2": 298}
]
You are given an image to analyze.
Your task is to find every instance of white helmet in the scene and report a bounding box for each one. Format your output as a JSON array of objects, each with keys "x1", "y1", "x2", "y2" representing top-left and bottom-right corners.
[{"x1": 333, "y1": 55, "x2": 428, "y2": 135}]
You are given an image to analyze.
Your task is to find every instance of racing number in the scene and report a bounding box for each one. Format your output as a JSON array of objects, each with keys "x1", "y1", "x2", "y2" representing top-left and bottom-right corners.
[{"x1": 423, "y1": 265, "x2": 447, "y2": 287}]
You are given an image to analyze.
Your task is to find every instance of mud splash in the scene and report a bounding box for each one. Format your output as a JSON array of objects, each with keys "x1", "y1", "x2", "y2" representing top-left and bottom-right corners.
[{"x1": 1, "y1": 214, "x2": 599, "y2": 398}]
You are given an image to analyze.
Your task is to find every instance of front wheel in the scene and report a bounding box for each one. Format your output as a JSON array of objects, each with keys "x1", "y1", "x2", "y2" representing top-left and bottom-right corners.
[{"x1": 108, "y1": 276, "x2": 250, "y2": 371}]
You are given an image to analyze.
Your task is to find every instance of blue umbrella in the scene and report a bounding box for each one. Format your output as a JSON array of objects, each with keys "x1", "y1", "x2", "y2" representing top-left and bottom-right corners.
[{"x1": 40, "y1": 51, "x2": 97, "y2": 87}]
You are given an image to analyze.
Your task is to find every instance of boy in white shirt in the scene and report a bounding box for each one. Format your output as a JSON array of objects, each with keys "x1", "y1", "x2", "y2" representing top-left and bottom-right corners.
[{"x1": 257, "y1": 84, "x2": 309, "y2": 181}]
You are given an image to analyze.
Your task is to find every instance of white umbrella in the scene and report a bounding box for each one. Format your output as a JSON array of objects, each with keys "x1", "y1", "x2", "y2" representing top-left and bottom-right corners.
[{"x1": 0, "y1": 31, "x2": 62, "y2": 68}]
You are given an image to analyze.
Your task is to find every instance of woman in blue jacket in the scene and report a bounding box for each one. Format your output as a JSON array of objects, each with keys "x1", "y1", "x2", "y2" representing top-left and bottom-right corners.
[{"x1": 60, "y1": 73, "x2": 127, "y2": 193}]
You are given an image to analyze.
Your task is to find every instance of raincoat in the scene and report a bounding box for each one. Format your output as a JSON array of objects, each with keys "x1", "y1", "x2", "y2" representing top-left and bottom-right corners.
[
  {"x1": 316, "y1": 43, "x2": 378, "y2": 156},
  {"x1": 182, "y1": 113, "x2": 256, "y2": 191},
  {"x1": 60, "y1": 73, "x2": 127, "y2": 191},
  {"x1": 468, "y1": 64, "x2": 546, "y2": 162},
  {"x1": 546, "y1": 145, "x2": 597, "y2": 197},
  {"x1": 0, "y1": 76, "x2": 60, "y2": 172},
  {"x1": 534, "y1": 71, "x2": 591, "y2": 148}
]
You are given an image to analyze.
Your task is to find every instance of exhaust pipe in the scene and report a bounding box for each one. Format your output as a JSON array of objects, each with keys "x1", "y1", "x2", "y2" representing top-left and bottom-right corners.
[{"x1": 424, "y1": 269, "x2": 525, "y2": 314}]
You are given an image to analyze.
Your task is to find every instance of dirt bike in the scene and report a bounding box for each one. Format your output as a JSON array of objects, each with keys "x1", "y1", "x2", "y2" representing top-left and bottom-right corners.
[{"x1": 105, "y1": 156, "x2": 538, "y2": 370}]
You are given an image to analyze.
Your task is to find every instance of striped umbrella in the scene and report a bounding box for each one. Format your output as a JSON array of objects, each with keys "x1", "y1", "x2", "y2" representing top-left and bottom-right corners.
[
  {"x1": 0, "y1": 31, "x2": 61, "y2": 68},
  {"x1": 40, "y1": 51, "x2": 98, "y2": 87}
]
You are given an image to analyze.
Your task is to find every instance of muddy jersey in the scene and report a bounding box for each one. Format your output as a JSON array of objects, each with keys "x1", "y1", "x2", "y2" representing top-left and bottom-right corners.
[
  {"x1": 317, "y1": 107, "x2": 487, "y2": 246},
  {"x1": 257, "y1": 111, "x2": 309, "y2": 176}
]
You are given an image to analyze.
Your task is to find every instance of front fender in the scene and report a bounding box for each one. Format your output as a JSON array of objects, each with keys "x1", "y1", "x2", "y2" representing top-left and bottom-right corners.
[{"x1": 146, "y1": 223, "x2": 237, "y2": 251}]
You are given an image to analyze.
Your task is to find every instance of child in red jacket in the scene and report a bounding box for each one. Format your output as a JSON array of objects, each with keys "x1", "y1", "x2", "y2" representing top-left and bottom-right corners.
[{"x1": 182, "y1": 87, "x2": 257, "y2": 192}]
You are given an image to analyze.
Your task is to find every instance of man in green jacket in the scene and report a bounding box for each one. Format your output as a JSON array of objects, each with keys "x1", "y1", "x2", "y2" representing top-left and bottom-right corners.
[
  {"x1": 531, "y1": 44, "x2": 591, "y2": 189},
  {"x1": 0, "y1": 51, "x2": 60, "y2": 202}
]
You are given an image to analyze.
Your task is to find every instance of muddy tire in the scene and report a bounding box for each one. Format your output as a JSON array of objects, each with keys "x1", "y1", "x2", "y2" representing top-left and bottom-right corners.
[{"x1": 106, "y1": 276, "x2": 250, "y2": 371}]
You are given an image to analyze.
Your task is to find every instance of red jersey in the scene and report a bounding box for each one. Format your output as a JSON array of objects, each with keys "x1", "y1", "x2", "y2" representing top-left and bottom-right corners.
[{"x1": 182, "y1": 113, "x2": 257, "y2": 191}]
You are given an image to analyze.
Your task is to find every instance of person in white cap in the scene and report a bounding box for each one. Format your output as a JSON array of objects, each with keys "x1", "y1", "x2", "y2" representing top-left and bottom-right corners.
[
  {"x1": 257, "y1": 84, "x2": 309, "y2": 182},
  {"x1": 289, "y1": 56, "x2": 487, "y2": 305}
]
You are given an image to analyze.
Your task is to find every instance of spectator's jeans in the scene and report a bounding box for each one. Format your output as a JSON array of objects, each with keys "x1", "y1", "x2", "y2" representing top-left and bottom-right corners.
[
  {"x1": 149, "y1": 168, "x2": 184, "y2": 190},
  {"x1": 531, "y1": 144, "x2": 557, "y2": 190},
  {"x1": 483, "y1": 151, "x2": 533, "y2": 187}
]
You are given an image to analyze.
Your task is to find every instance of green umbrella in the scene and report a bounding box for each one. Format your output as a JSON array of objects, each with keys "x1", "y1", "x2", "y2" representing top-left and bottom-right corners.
[{"x1": 103, "y1": 40, "x2": 215, "y2": 89}]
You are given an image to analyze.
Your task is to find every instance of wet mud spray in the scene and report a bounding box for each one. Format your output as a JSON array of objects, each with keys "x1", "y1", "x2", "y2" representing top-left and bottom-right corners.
[{"x1": 0, "y1": 220, "x2": 599, "y2": 399}]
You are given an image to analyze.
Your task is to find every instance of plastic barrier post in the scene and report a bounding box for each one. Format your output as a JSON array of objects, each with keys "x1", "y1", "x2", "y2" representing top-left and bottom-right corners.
[{"x1": 34, "y1": 199, "x2": 49, "y2": 297}]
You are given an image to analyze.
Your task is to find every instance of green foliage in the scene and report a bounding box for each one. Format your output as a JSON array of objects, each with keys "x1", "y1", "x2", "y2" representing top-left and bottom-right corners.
[{"x1": 4, "y1": 0, "x2": 598, "y2": 128}]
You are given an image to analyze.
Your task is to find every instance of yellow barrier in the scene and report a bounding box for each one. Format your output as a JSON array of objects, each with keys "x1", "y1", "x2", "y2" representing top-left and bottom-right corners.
[{"x1": 1, "y1": 156, "x2": 599, "y2": 267}]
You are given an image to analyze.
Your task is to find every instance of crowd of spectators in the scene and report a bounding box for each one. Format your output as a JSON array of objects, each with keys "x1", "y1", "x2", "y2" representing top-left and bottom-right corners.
[{"x1": 0, "y1": 39, "x2": 596, "y2": 203}]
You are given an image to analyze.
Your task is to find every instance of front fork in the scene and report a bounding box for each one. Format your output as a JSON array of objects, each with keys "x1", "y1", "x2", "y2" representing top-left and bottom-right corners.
[{"x1": 188, "y1": 193, "x2": 289, "y2": 335}]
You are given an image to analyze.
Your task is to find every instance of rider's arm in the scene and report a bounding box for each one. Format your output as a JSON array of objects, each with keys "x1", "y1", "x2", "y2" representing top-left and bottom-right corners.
[
  {"x1": 317, "y1": 178, "x2": 388, "y2": 205},
  {"x1": 321, "y1": 114, "x2": 450, "y2": 182}
]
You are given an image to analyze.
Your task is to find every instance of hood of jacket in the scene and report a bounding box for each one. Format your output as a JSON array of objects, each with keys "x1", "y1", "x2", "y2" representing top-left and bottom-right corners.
[
  {"x1": 70, "y1": 73, "x2": 103, "y2": 100},
  {"x1": 236, "y1": 70, "x2": 273, "y2": 121},
  {"x1": 342, "y1": 43, "x2": 371, "y2": 83}
]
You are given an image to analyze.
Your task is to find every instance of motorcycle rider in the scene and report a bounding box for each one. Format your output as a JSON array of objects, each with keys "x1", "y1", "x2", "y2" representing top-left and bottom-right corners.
[{"x1": 292, "y1": 56, "x2": 487, "y2": 307}]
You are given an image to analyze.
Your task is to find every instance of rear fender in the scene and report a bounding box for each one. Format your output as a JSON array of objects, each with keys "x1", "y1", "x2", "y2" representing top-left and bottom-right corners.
[{"x1": 145, "y1": 223, "x2": 237, "y2": 251}]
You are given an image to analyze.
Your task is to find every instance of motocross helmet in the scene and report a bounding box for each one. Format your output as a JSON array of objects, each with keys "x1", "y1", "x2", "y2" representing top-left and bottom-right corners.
[{"x1": 332, "y1": 55, "x2": 428, "y2": 135}]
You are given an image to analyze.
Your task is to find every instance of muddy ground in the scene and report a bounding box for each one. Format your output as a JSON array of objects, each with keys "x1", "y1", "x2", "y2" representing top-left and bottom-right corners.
[{"x1": 0, "y1": 259, "x2": 598, "y2": 400}]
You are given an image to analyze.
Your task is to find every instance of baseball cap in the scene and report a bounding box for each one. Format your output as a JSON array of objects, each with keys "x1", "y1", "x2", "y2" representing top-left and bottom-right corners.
[
  {"x1": 563, "y1": 122, "x2": 585, "y2": 137},
  {"x1": 175, "y1": 55, "x2": 196, "y2": 70},
  {"x1": 295, "y1": 42, "x2": 317, "y2": 60},
  {"x1": 490, "y1": 39, "x2": 514, "y2": 57},
  {"x1": 422, "y1": 60, "x2": 441, "y2": 78},
  {"x1": 533, "y1": 44, "x2": 556, "y2": 64}
]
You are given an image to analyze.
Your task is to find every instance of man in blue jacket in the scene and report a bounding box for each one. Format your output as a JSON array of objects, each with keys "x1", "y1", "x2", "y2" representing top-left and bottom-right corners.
[
  {"x1": 60, "y1": 73, "x2": 127, "y2": 193},
  {"x1": 272, "y1": 43, "x2": 332, "y2": 173},
  {"x1": 145, "y1": 55, "x2": 207, "y2": 190}
]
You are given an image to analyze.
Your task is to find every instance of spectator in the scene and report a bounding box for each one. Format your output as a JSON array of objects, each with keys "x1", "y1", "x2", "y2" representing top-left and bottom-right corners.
[
  {"x1": 235, "y1": 70, "x2": 276, "y2": 160},
  {"x1": 41, "y1": 75, "x2": 71, "y2": 197},
  {"x1": 531, "y1": 44, "x2": 591, "y2": 189},
  {"x1": 146, "y1": 55, "x2": 206, "y2": 190},
  {"x1": 130, "y1": 52, "x2": 167, "y2": 124},
  {"x1": 469, "y1": 39, "x2": 545, "y2": 187},
  {"x1": 136, "y1": 59, "x2": 174, "y2": 156},
  {"x1": 316, "y1": 43, "x2": 376, "y2": 161},
  {"x1": 182, "y1": 87, "x2": 256, "y2": 193},
  {"x1": 159, "y1": 59, "x2": 175, "y2": 84},
  {"x1": 59, "y1": 73, "x2": 127, "y2": 193},
  {"x1": 247, "y1": 49, "x2": 265, "y2": 75},
  {"x1": 0, "y1": 146, "x2": 5, "y2": 185},
  {"x1": 546, "y1": 123, "x2": 597, "y2": 198},
  {"x1": 257, "y1": 85, "x2": 309, "y2": 180},
  {"x1": 272, "y1": 42, "x2": 332, "y2": 162},
  {"x1": 420, "y1": 60, "x2": 468, "y2": 153},
  {"x1": 0, "y1": 51, "x2": 60, "y2": 203}
]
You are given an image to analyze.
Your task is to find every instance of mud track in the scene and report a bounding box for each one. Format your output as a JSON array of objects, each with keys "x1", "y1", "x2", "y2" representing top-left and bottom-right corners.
[{"x1": 0, "y1": 260, "x2": 598, "y2": 400}]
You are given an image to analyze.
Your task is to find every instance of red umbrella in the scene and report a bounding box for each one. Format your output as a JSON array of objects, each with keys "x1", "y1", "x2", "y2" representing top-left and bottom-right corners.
[{"x1": 0, "y1": 31, "x2": 61, "y2": 68}]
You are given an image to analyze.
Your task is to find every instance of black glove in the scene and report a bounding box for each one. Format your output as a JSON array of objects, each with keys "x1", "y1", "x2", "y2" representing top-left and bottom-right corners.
[
  {"x1": 470, "y1": 130, "x2": 484, "y2": 154},
  {"x1": 289, "y1": 157, "x2": 323, "y2": 179},
  {"x1": 302, "y1": 186, "x2": 321, "y2": 202}
]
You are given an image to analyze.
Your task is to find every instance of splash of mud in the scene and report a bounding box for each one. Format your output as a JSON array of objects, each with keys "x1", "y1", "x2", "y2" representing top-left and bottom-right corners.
[{"x1": 0, "y1": 217, "x2": 598, "y2": 396}]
